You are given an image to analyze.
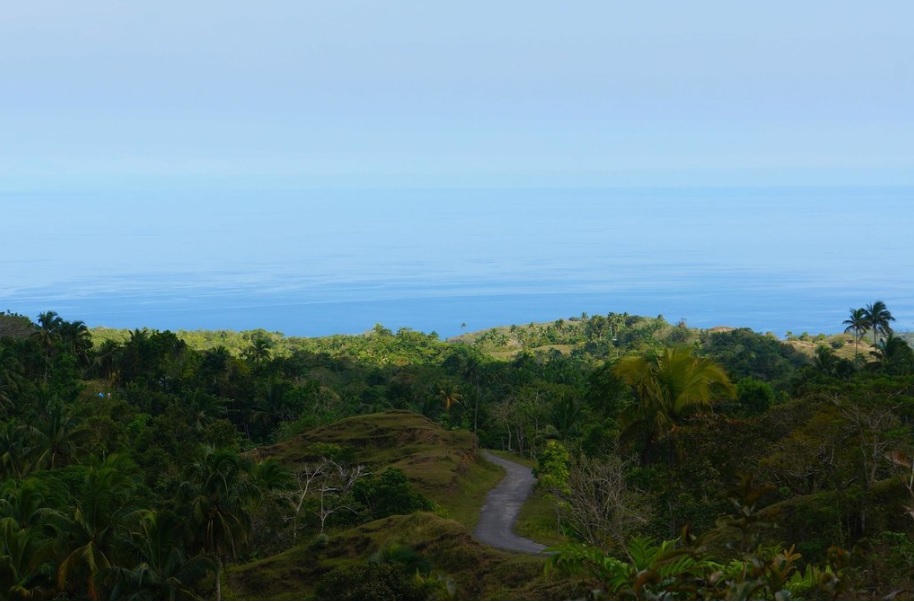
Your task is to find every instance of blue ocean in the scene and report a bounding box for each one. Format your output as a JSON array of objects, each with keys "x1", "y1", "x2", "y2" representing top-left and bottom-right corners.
[{"x1": 3, "y1": 186, "x2": 913, "y2": 339}]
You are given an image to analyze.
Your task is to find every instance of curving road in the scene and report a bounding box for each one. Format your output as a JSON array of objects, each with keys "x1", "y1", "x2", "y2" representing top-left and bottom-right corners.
[{"x1": 473, "y1": 451, "x2": 547, "y2": 554}]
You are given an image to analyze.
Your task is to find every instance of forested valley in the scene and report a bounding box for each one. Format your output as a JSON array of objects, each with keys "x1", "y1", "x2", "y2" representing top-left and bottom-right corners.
[{"x1": 1, "y1": 303, "x2": 913, "y2": 600}]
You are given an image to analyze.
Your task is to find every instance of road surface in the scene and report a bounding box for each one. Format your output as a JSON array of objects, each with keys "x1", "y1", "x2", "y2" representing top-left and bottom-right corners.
[{"x1": 473, "y1": 451, "x2": 547, "y2": 554}]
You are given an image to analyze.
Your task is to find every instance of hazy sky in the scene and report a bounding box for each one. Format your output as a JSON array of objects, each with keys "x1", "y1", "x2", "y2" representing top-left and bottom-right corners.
[{"x1": 2, "y1": 1, "x2": 912, "y2": 190}]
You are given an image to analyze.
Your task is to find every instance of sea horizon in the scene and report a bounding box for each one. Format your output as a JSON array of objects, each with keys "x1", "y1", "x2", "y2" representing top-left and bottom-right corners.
[{"x1": 4, "y1": 185, "x2": 913, "y2": 340}]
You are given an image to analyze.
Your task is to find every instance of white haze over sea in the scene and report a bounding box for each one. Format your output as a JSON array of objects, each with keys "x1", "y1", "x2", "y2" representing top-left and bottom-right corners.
[{"x1": 3, "y1": 186, "x2": 913, "y2": 339}]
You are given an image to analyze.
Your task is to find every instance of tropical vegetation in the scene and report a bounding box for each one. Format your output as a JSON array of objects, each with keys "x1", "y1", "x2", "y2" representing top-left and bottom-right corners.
[{"x1": 0, "y1": 301, "x2": 912, "y2": 599}]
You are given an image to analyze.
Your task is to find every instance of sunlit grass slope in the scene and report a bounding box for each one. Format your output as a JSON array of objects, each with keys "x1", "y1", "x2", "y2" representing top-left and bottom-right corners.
[{"x1": 252, "y1": 409, "x2": 500, "y2": 526}]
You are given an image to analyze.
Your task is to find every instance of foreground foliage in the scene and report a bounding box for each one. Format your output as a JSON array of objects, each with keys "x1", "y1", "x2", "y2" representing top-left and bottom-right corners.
[{"x1": 548, "y1": 477, "x2": 850, "y2": 600}]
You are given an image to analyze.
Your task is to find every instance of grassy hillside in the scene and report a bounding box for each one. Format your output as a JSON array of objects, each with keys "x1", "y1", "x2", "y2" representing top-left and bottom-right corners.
[
  {"x1": 227, "y1": 512, "x2": 571, "y2": 600},
  {"x1": 229, "y1": 410, "x2": 574, "y2": 600},
  {"x1": 252, "y1": 410, "x2": 498, "y2": 528}
]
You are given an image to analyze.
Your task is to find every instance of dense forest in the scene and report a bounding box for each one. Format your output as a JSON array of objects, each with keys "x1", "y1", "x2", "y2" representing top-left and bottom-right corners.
[{"x1": 0, "y1": 302, "x2": 913, "y2": 600}]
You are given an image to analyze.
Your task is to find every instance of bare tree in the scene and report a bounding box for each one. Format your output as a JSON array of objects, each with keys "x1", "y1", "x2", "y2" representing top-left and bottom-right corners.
[
  {"x1": 557, "y1": 453, "x2": 649, "y2": 552},
  {"x1": 839, "y1": 393, "x2": 903, "y2": 491},
  {"x1": 278, "y1": 461, "x2": 327, "y2": 543},
  {"x1": 316, "y1": 460, "x2": 369, "y2": 535},
  {"x1": 838, "y1": 391, "x2": 904, "y2": 533},
  {"x1": 274, "y1": 458, "x2": 370, "y2": 540}
]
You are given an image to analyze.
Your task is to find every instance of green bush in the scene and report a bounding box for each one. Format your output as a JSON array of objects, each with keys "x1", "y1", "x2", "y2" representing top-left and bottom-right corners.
[{"x1": 352, "y1": 468, "x2": 433, "y2": 521}]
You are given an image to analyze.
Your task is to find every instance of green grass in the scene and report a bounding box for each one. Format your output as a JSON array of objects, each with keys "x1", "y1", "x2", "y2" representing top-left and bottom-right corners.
[
  {"x1": 514, "y1": 488, "x2": 568, "y2": 549},
  {"x1": 450, "y1": 455, "x2": 504, "y2": 530},
  {"x1": 227, "y1": 512, "x2": 574, "y2": 600},
  {"x1": 227, "y1": 412, "x2": 576, "y2": 600},
  {"x1": 252, "y1": 410, "x2": 501, "y2": 530}
]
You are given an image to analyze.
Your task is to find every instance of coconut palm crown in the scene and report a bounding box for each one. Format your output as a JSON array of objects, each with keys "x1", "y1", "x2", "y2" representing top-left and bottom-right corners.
[
  {"x1": 614, "y1": 347, "x2": 735, "y2": 462},
  {"x1": 862, "y1": 300, "x2": 895, "y2": 345}
]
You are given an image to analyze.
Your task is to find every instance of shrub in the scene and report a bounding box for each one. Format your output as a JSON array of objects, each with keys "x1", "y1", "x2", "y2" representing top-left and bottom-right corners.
[{"x1": 352, "y1": 468, "x2": 433, "y2": 521}]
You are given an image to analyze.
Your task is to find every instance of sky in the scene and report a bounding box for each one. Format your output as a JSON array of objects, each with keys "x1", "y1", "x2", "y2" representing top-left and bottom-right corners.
[{"x1": 1, "y1": 1, "x2": 912, "y2": 190}]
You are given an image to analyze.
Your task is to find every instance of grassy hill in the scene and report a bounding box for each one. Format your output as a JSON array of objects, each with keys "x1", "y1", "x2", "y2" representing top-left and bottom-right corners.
[
  {"x1": 227, "y1": 512, "x2": 569, "y2": 600},
  {"x1": 252, "y1": 410, "x2": 495, "y2": 527},
  {"x1": 230, "y1": 410, "x2": 573, "y2": 600}
]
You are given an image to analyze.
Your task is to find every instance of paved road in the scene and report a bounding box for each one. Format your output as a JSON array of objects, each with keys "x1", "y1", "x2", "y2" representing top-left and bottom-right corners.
[{"x1": 473, "y1": 451, "x2": 547, "y2": 554}]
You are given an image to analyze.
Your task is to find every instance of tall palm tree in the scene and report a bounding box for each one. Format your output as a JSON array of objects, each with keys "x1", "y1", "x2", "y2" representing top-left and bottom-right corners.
[
  {"x1": 184, "y1": 391, "x2": 227, "y2": 434},
  {"x1": 52, "y1": 455, "x2": 142, "y2": 600},
  {"x1": 198, "y1": 346, "x2": 233, "y2": 393},
  {"x1": 244, "y1": 336, "x2": 273, "y2": 369},
  {"x1": 91, "y1": 340, "x2": 121, "y2": 384},
  {"x1": 614, "y1": 347, "x2": 735, "y2": 463},
  {"x1": 869, "y1": 334, "x2": 914, "y2": 375},
  {"x1": 118, "y1": 329, "x2": 150, "y2": 385},
  {"x1": 0, "y1": 422, "x2": 34, "y2": 480},
  {"x1": 0, "y1": 346, "x2": 24, "y2": 416},
  {"x1": 27, "y1": 399, "x2": 89, "y2": 470},
  {"x1": 249, "y1": 377, "x2": 295, "y2": 435},
  {"x1": 862, "y1": 300, "x2": 895, "y2": 345},
  {"x1": 179, "y1": 446, "x2": 260, "y2": 601},
  {"x1": 0, "y1": 517, "x2": 55, "y2": 600},
  {"x1": 35, "y1": 311, "x2": 62, "y2": 346},
  {"x1": 550, "y1": 390, "x2": 582, "y2": 440},
  {"x1": 0, "y1": 478, "x2": 58, "y2": 598},
  {"x1": 59, "y1": 320, "x2": 93, "y2": 369},
  {"x1": 843, "y1": 307, "x2": 867, "y2": 361},
  {"x1": 107, "y1": 510, "x2": 215, "y2": 600},
  {"x1": 462, "y1": 352, "x2": 486, "y2": 432},
  {"x1": 34, "y1": 312, "x2": 63, "y2": 383},
  {"x1": 0, "y1": 477, "x2": 56, "y2": 531}
]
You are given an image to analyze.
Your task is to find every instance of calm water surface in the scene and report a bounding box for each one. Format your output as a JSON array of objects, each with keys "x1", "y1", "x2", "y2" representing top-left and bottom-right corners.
[{"x1": 3, "y1": 186, "x2": 912, "y2": 338}]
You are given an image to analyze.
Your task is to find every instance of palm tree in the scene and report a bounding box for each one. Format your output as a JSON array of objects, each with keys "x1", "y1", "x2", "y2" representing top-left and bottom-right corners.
[
  {"x1": 842, "y1": 307, "x2": 867, "y2": 362},
  {"x1": 869, "y1": 334, "x2": 914, "y2": 375},
  {"x1": 198, "y1": 346, "x2": 233, "y2": 393},
  {"x1": 0, "y1": 517, "x2": 55, "y2": 600},
  {"x1": 0, "y1": 478, "x2": 58, "y2": 598},
  {"x1": 52, "y1": 455, "x2": 142, "y2": 600},
  {"x1": 184, "y1": 391, "x2": 227, "y2": 434},
  {"x1": 34, "y1": 311, "x2": 63, "y2": 383},
  {"x1": 0, "y1": 422, "x2": 34, "y2": 480},
  {"x1": 862, "y1": 301, "x2": 895, "y2": 345},
  {"x1": 0, "y1": 346, "x2": 24, "y2": 416},
  {"x1": 27, "y1": 399, "x2": 89, "y2": 470},
  {"x1": 0, "y1": 477, "x2": 57, "y2": 531},
  {"x1": 614, "y1": 347, "x2": 735, "y2": 463},
  {"x1": 35, "y1": 311, "x2": 62, "y2": 345},
  {"x1": 91, "y1": 340, "x2": 121, "y2": 383},
  {"x1": 437, "y1": 382, "x2": 463, "y2": 411},
  {"x1": 179, "y1": 446, "x2": 261, "y2": 601},
  {"x1": 813, "y1": 345, "x2": 842, "y2": 377},
  {"x1": 59, "y1": 320, "x2": 93, "y2": 369},
  {"x1": 244, "y1": 336, "x2": 273, "y2": 369},
  {"x1": 118, "y1": 329, "x2": 150, "y2": 385},
  {"x1": 462, "y1": 352, "x2": 486, "y2": 432},
  {"x1": 249, "y1": 378, "x2": 296, "y2": 438},
  {"x1": 107, "y1": 510, "x2": 215, "y2": 600},
  {"x1": 550, "y1": 391, "x2": 583, "y2": 441}
]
